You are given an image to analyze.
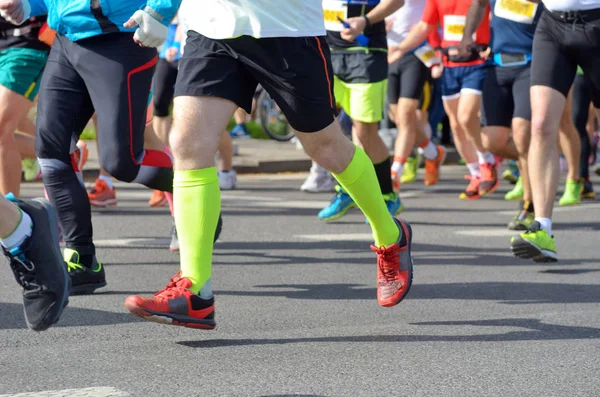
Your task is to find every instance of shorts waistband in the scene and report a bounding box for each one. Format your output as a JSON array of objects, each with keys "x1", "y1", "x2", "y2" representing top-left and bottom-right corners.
[{"x1": 547, "y1": 7, "x2": 600, "y2": 22}]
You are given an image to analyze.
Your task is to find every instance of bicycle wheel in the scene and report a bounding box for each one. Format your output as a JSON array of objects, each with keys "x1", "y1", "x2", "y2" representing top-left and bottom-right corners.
[{"x1": 258, "y1": 90, "x2": 295, "y2": 141}]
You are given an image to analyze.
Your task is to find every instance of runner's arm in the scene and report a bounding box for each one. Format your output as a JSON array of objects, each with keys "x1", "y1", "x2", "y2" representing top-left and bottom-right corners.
[
  {"x1": 396, "y1": 21, "x2": 434, "y2": 54},
  {"x1": 143, "y1": 0, "x2": 182, "y2": 27},
  {"x1": 460, "y1": 0, "x2": 488, "y2": 54},
  {"x1": 365, "y1": 0, "x2": 405, "y2": 24},
  {"x1": 341, "y1": 0, "x2": 404, "y2": 41}
]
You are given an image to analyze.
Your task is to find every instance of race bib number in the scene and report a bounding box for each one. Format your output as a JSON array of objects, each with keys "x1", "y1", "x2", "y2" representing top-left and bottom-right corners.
[
  {"x1": 323, "y1": 0, "x2": 348, "y2": 32},
  {"x1": 414, "y1": 45, "x2": 441, "y2": 68},
  {"x1": 443, "y1": 15, "x2": 476, "y2": 42},
  {"x1": 494, "y1": 0, "x2": 538, "y2": 24}
]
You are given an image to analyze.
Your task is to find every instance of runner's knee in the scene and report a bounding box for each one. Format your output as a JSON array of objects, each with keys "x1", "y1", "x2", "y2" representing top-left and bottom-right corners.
[{"x1": 101, "y1": 153, "x2": 138, "y2": 183}]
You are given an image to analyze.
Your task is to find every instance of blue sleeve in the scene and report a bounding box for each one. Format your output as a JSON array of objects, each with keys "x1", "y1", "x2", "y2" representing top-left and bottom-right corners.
[
  {"x1": 29, "y1": 0, "x2": 48, "y2": 17},
  {"x1": 145, "y1": 0, "x2": 182, "y2": 27}
]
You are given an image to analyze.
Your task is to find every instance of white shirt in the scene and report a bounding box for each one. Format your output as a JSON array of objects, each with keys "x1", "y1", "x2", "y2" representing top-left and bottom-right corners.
[
  {"x1": 179, "y1": 0, "x2": 326, "y2": 39},
  {"x1": 542, "y1": 0, "x2": 599, "y2": 11},
  {"x1": 386, "y1": 0, "x2": 426, "y2": 46}
]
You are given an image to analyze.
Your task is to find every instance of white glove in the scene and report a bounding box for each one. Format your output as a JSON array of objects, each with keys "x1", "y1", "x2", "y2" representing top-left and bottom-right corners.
[
  {"x1": 0, "y1": 0, "x2": 31, "y2": 25},
  {"x1": 124, "y1": 9, "x2": 168, "y2": 48}
]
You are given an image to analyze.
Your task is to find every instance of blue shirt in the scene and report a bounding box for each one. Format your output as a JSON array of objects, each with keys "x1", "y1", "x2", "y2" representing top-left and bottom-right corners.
[
  {"x1": 29, "y1": 0, "x2": 181, "y2": 42},
  {"x1": 489, "y1": 0, "x2": 542, "y2": 56}
]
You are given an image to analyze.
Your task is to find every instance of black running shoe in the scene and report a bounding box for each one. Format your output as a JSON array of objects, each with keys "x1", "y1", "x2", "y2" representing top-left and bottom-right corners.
[
  {"x1": 3, "y1": 197, "x2": 70, "y2": 331},
  {"x1": 64, "y1": 248, "x2": 106, "y2": 295}
]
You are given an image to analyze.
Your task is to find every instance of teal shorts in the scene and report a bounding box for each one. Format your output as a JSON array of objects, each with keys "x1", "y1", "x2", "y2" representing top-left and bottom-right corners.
[{"x1": 0, "y1": 47, "x2": 48, "y2": 100}]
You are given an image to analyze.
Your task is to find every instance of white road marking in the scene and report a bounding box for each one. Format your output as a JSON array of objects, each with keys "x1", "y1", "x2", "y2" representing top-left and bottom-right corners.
[
  {"x1": 0, "y1": 387, "x2": 129, "y2": 397},
  {"x1": 456, "y1": 229, "x2": 518, "y2": 236},
  {"x1": 495, "y1": 202, "x2": 600, "y2": 216},
  {"x1": 94, "y1": 238, "x2": 169, "y2": 248},
  {"x1": 296, "y1": 233, "x2": 373, "y2": 241}
]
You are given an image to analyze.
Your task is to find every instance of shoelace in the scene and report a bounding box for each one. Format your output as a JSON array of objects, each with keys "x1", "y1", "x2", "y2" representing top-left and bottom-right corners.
[
  {"x1": 480, "y1": 163, "x2": 493, "y2": 180},
  {"x1": 154, "y1": 276, "x2": 188, "y2": 300},
  {"x1": 6, "y1": 249, "x2": 40, "y2": 291},
  {"x1": 372, "y1": 246, "x2": 400, "y2": 283}
]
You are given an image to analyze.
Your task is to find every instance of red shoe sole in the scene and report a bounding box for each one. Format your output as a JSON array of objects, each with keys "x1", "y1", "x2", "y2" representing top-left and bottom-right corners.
[
  {"x1": 125, "y1": 301, "x2": 216, "y2": 330},
  {"x1": 480, "y1": 179, "x2": 501, "y2": 196}
]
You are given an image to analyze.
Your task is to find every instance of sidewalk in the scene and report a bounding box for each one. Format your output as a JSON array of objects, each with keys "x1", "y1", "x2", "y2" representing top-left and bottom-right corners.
[{"x1": 81, "y1": 137, "x2": 461, "y2": 176}]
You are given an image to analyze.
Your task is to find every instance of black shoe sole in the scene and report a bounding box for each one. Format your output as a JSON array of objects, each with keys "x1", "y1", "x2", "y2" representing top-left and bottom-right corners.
[
  {"x1": 511, "y1": 237, "x2": 558, "y2": 263},
  {"x1": 507, "y1": 223, "x2": 528, "y2": 231},
  {"x1": 70, "y1": 281, "x2": 107, "y2": 295},
  {"x1": 24, "y1": 198, "x2": 71, "y2": 331}
]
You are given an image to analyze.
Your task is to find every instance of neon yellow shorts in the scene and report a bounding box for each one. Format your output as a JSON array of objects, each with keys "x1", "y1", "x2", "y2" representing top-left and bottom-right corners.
[{"x1": 333, "y1": 76, "x2": 387, "y2": 124}]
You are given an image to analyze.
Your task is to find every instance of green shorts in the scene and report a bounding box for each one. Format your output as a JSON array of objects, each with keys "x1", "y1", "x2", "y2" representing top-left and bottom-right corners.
[
  {"x1": 0, "y1": 47, "x2": 49, "y2": 100},
  {"x1": 334, "y1": 77, "x2": 387, "y2": 123}
]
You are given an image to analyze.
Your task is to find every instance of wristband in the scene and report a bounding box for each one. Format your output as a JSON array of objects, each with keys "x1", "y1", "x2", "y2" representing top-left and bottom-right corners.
[
  {"x1": 363, "y1": 15, "x2": 371, "y2": 29},
  {"x1": 171, "y1": 42, "x2": 181, "y2": 51}
]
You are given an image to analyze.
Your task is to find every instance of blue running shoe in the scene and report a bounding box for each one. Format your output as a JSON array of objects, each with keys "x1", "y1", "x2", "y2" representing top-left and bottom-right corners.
[
  {"x1": 229, "y1": 124, "x2": 250, "y2": 139},
  {"x1": 318, "y1": 186, "x2": 356, "y2": 221},
  {"x1": 384, "y1": 191, "x2": 404, "y2": 216}
]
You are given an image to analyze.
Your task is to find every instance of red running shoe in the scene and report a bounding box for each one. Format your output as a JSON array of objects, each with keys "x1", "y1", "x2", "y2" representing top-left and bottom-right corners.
[
  {"x1": 479, "y1": 162, "x2": 500, "y2": 195},
  {"x1": 371, "y1": 218, "x2": 414, "y2": 307},
  {"x1": 125, "y1": 272, "x2": 216, "y2": 329},
  {"x1": 459, "y1": 175, "x2": 481, "y2": 200}
]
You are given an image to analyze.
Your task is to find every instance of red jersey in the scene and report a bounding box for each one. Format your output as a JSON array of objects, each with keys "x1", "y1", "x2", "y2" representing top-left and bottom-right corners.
[{"x1": 421, "y1": 0, "x2": 490, "y2": 66}]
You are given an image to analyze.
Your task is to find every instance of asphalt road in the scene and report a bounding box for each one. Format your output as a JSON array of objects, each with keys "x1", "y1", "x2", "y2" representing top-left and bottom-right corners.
[{"x1": 1, "y1": 167, "x2": 600, "y2": 397}]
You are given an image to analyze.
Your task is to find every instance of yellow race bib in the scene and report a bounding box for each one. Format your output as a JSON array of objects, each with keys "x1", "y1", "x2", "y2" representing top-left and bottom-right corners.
[
  {"x1": 494, "y1": 0, "x2": 538, "y2": 24},
  {"x1": 443, "y1": 15, "x2": 477, "y2": 42},
  {"x1": 323, "y1": 0, "x2": 348, "y2": 32}
]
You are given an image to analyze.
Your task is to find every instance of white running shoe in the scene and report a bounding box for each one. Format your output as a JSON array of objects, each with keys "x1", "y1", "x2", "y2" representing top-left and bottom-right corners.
[
  {"x1": 218, "y1": 170, "x2": 237, "y2": 190},
  {"x1": 300, "y1": 169, "x2": 336, "y2": 193}
]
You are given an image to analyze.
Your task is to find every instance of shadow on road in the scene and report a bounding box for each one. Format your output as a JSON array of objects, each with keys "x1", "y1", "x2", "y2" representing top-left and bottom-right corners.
[
  {"x1": 217, "y1": 281, "x2": 600, "y2": 304},
  {"x1": 0, "y1": 303, "x2": 140, "y2": 330},
  {"x1": 177, "y1": 318, "x2": 600, "y2": 349}
]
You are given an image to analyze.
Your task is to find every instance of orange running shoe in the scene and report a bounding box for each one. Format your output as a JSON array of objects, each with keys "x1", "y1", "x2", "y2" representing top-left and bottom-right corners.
[
  {"x1": 391, "y1": 170, "x2": 401, "y2": 192},
  {"x1": 479, "y1": 162, "x2": 500, "y2": 195},
  {"x1": 148, "y1": 190, "x2": 168, "y2": 207},
  {"x1": 88, "y1": 179, "x2": 117, "y2": 207},
  {"x1": 71, "y1": 140, "x2": 89, "y2": 171},
  {"x1": 371, "y1": 218, "x2": 413, "y2": 307},
  {"x1": 459, "y1": 175, "x2": 481, "y2": 200},
  {"x1": 424, "y1": 145, "x2": 446, "y2": 186},
  {"x1": 125, "y1": 272, "x2": 216, "y2": 329}
]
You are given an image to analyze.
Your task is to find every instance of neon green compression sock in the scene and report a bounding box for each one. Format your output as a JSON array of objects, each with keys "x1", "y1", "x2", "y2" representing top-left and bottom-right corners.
[
  {"x1": 174, "y1": 167, "x2": 220, "y2": 296},
  {"x1": 333, "y1": 146, "x2": 400, "y2": 247}
]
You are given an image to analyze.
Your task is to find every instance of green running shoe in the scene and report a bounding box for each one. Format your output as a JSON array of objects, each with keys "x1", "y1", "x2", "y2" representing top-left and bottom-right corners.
[
  {"x1": 558, "y1": 178, "x2": 583, "y2": 206},
  {"x1": 507, "y1": 208, "x2": 534, "y2": 231},
  {"x1": 400, "y1": 157, "x2": 418, "y2": 184},
  {"x1": 22, "y1": 159, "x2": 41, "y2": 181},
  {"x1": 504, "y1": 177, "x2": 523, "y2": 201},
  {"x1": 511, "y1": 221, "x2": 557, "y2": 262}
]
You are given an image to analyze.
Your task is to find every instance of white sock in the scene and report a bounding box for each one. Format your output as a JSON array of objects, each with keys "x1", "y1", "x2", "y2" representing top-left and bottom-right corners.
[
  {"x1": 535, "y1": 217, "x2": 552, "y2": 235},
  {"x1": 392, "y1": 161, "x2": 404, "y2": 175},
  {"x1": 422, "y1": 141, "x2": 439, "y2": 160},
  {"x1": 98, "y1": 175, "x2": 114, "y2": 189},
  {"x1": 476, "y1": 151, "x2": 495, "y2": 165},
  {"x1": 467, "y1": 162, "x2": 480, "y2": 177},
  {"x1": 0, "y1": 209, "x2": 33, "y2": 251}
]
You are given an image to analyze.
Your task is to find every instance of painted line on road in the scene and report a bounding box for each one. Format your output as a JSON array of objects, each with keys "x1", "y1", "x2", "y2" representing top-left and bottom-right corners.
[
  {"x1": 0, "y1": 387, "x2": 129, "y2": 397},
  {"x1": 455, "y1": 229, "x2": 517, "y2": 236},
  {"x1": 495, "y1": 202, "x2": 600, "y2": 216},
  {"x1": 94, "y1": 238, "x2": 169, "y2": 248}
]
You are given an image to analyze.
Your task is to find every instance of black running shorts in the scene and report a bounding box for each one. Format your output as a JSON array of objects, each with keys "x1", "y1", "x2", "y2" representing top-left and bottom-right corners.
[
  {"x1": 481, "y1": 64, "x2": 531, "y2": 127},
  {"x1": 531, "y1": 7, "x2": 600, "y2": 107},
  {"x1": 175, "y1": 32, "x2": 338, "y2": 133},
  {"x1": 153, "y1": 58, "x2": 178, "y2": 117},
  {"x1": 387, "y1": 53, "x2": 431, "y2": 104}
]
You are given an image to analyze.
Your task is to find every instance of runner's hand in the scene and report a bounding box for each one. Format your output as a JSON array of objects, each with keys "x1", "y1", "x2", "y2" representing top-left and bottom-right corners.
[
  {"x1": 388, "y1": 46, "x2": 404, "y2": 64},
  {"x1": 458, "y1": 36, "x2": 474, "y2": 57},
  {"x1": 431, "y1": 64, "x2": 443, "y2": 79},
  {"x1": 0, "y1": 0, "x2": 31, "y2": 25},
  {"x1": 340, "y1": 16, "x2": 367, "y2": 43},
  {"x1": 124, "y1": 9, "x2": 168, "y2": 48},
  {"x1": 165, "y1": 47, "x2": 178, "y2": 62}
]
